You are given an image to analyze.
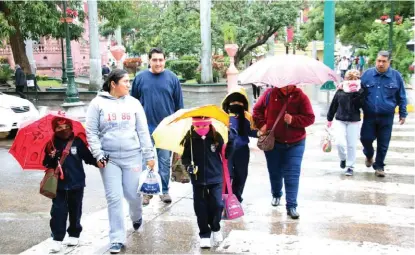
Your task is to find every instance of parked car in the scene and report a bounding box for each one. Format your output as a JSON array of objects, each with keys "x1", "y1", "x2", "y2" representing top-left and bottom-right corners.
[{"x1": 0, "y1": 92, "x2": 39, "y2": 137}]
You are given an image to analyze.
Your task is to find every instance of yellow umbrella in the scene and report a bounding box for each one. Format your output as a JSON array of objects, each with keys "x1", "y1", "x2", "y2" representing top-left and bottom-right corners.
[{"x1": 152, "y1": 105, "x2": 229, "y2": 154}]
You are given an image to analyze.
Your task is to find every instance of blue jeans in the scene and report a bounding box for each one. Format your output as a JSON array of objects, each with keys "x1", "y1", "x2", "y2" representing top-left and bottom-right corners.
[
  {"x1": 157, "y1": 148, "x2": 172, "y2": 194},
  {"x1": 360, "y1": 114, "x2": 394, "y2": 170},
  {"x1": 264, "y1": 139, "x2": 306, "y2": 209}
]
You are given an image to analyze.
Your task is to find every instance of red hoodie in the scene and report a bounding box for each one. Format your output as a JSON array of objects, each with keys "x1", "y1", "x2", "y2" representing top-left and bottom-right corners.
[{"x1": 253, "y1": 87, "x2": 315, "y2": 144}]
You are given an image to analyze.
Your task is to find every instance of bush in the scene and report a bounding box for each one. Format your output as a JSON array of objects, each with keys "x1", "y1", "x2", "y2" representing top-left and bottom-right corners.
[
  {"x1": 167, "y1": 60, "x2": 199, "y2": 80},
  {"x1": 36, "y1": 74, "x2": 49, "y2": 81},
  {"x1": 0, "y1": 56, "x2": 8, "y2": 64},
  {"x1": 180, "y1": 55, "x2": 199, "y2": 62},
  {"x1": 0, "y1": 65, "x2": 13, "y2": 83},
  {"x1": 195, "y1": 71, "x2": 201, "y2": 84},
  {"x1": 123, "y1": 57, "x2": 142, "y2": 68}
]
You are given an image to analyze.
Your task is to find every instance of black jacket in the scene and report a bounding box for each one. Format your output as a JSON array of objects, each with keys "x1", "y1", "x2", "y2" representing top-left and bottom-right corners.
[
  {"x1": 43, "y1": 136, "x2": 97, "y2": 191},
  {"x1": 15, "y1": 68, "x2": 27, "y2": 87},
  {"x1": 327, "y1": 89, "x2": 365, "y2": 122},
  {"x1": 181, "y1": 127, "x2": 235, "y2": 186}
]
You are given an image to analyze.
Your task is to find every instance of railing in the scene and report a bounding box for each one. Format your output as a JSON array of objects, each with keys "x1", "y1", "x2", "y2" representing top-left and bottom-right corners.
[{"x1": 33, "y1": 43, "x2": 62, "y2": 54}]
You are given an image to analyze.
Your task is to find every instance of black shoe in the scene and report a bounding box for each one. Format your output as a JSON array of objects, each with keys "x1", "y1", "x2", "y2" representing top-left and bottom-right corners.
[
  {"x1": 133, "y1": 218, "x2": 142, "y2": 231},
  {"x1": 340, "y1": 160, "x2": 346, "y2": 169},
  {"x1": 271, "y1": 197, "x2": 280, "y2": 207},
  {"x1": 344, "y1": 168, "x2": 353, "y2": 176},
  {"x1": 287, "y1": 208, "x2": 300, "y2": 219}
]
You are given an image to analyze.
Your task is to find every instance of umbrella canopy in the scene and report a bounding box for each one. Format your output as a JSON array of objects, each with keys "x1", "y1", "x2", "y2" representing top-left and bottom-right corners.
[
  {"x1": 152, "y1": 105, "x2": 229, "y2": 154},
  {"x1": 238, "y1": 55, "x2": 340, "y2": 88},
  {"x1": 9, "y1": 112, "x2": 87, "y2": 170}
]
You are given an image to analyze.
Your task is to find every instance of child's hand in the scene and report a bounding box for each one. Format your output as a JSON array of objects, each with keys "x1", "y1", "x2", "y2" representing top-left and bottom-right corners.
[
  {"x1": 97, "y1": 161, "x2": 106, "y2": 168},
  {"x1": 49, "y1": 150, "x2": 57, "y2": 158},
  {"x1": 146, "y1": 159, "x2": 155, "y2": 170}
]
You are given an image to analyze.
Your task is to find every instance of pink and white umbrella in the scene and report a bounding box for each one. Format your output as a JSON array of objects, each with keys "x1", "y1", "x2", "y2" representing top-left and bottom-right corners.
[{"x1": 239, "y1": 55, "x2": 340, "y2": 88}]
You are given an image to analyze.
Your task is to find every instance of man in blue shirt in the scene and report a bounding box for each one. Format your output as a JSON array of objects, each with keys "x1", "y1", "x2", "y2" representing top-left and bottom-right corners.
[
  {"x1": 131, "y1": 48, "x2": 184, "y2": 204},
  {"x1": 360, "y1": 51, "x2": 407, "y2": 177}
]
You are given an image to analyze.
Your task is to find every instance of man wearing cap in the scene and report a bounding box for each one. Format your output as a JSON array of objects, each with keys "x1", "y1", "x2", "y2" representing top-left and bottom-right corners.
[{"x1": 360, "y1": 50, "x2": 408, "y2": 177}]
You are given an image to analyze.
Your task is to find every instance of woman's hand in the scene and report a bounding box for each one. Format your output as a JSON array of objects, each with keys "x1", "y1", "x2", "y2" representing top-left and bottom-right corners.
[
  {"x1": 259, "y1": 124, "x2": 267, "y2": 135},
  {"x1": 97, "y1": 160, "x2": 106, "y2": 169},
  {"x1": 146, "y1": 159, "x2": 155, "y2": 169},
  {"x1": 284, "y1": 113, "x2": 293, "y2": 124},
  {"x1": 327, "y1": 121, "x2": 333, "y2": 128}
]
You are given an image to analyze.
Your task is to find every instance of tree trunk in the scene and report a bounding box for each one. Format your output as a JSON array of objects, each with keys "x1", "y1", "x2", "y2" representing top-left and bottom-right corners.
[
  {"x1": 200, "y1": 0, "x2": 213, "y2": 83},
  {"x1": 0, "y1": 2, "x2": 32, "y2": 74}
]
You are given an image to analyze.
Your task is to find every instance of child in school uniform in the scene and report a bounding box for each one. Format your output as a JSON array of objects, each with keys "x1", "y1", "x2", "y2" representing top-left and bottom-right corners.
[
  {"x1": 222, "y1": 87, "x2": 259, "y2": 203},
  {"x1": 180, "y1": 117, "x2": 234, "y2": 249},
  {"x1": 43, "y1": 117, "x2": 97, "y2": 253}
]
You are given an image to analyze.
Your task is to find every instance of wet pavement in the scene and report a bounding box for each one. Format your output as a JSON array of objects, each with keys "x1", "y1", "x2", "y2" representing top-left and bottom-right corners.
[{"x1": 1, "y1": 89, "x2": 414, "y2": 254}]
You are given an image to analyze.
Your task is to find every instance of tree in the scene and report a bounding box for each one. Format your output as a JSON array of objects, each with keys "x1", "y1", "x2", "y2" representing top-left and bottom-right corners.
[
  {"x1": 365, "y1": 20, "x2": 414, "y2": 82},
  {"x1": 0, "y1": 1, "x2": 85, "y2": 74},
  {"x1": 212, "y1": 0, "x2": 302, "y2": 65},
  {"x1": 303, "y1": 0, "x2": 414, "y2": 48}
]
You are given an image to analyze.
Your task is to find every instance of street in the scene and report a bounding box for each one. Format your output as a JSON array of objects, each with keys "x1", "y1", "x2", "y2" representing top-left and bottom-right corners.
[{"x1": 0, "y1": 110, "x2": 413, "y2": 254}]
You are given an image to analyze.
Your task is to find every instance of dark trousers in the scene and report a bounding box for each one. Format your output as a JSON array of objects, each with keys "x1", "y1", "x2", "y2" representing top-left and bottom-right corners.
[
  {"x1": 341, "y1": 70, "x2": 347, "y2": 79},
  {"x1": 192, "y1": 184, "x2": 223, "y2": 238},
  {"x1": 228, "y1": 145, "x2": 250, "y2": 203},
  {"x1": 50, "y1": 188, "x2": 84, "y2": 241},
  {"x1": 15, "y1": 86, "x2": 26, "y2": 99},
  {"x1": 264, "y1": 139, "x2": 305, "y2": 209},
  {"x1": 360, "y1": 114, "x2": 394, "y2": 170},
  {"x1": 252, "y1": 84, "x2": 260, "y2": 99}
]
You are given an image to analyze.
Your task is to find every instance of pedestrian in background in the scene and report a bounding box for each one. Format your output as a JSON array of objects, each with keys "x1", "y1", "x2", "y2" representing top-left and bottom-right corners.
[
  {"x1": 131, "y1": 47, "x2": 184, "y2": 205},
  {"x1": 14, "y1": 64, "x2": 27, "y2": 99},
  {"x1": 360, "y1": 51, "x2": 407, "y2": 177},
  {"x1": 327, "y1": 70, "x2": 365, "y2": 176}
]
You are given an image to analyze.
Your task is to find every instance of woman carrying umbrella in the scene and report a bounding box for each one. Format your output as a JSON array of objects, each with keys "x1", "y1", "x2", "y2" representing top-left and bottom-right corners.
[
  {"x1": 85, "y1": 69, "x2": 155, "y2": 254},
  {"x1": 253, "y1": 85, "x2": 315, "y2": 219}
]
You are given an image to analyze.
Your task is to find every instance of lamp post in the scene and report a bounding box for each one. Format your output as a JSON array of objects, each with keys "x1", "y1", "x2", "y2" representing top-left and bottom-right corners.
[
  {"x1": 62, "y1": 0, "x2": 79, "y2": 103},
  {"x1": 61, "y1": 0, "x2": 85, "y2": 121},
  {"x1": 60, "y1": 38, "x2": 67, "y2": 84}
]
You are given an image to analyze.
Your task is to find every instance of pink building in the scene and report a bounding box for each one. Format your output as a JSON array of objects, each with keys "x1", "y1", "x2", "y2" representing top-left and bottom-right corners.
[{"x1": 0, "y1": 2, "x2": 110, "y2": 78}]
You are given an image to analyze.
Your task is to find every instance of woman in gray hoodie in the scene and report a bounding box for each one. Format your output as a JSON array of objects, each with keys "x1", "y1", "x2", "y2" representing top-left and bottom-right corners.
[{"x1": 86, "y1": 69, "x2": 155, "y2": 254}]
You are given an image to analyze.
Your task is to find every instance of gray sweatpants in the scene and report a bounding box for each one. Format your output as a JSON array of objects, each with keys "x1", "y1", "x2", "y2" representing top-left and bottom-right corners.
[
  {"x1": 100, "y1": 154, "x2": 143, "y2": 244},
  {"x1": 335, "y1": 121, "x2": 361, "y2": 168}
]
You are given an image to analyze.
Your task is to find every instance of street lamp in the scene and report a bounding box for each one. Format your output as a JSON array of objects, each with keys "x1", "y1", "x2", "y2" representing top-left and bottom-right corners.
[
  {"x1": 60, "y1": 38, "x2": 67, "y2": 84},
  {"x1": 60, "y1": 0, "x2": 85, "y2": 121},
  {"x1": 62, "y1": 0, "x2": 80, "y2": 103}
]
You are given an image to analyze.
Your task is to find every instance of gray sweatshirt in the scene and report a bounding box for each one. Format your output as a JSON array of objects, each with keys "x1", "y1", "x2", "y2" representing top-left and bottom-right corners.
[{"x1": 86, "y1": 92, "x2": 154, "y2": 161}]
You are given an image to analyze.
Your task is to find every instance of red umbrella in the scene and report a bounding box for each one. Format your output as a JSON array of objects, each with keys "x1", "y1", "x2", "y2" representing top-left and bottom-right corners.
[{"x1": 9, "y1": 111, "x2": 87, "y2": 170}]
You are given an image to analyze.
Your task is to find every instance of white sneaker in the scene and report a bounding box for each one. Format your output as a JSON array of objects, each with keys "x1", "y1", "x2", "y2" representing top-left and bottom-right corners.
[
  {"x1": 200, "y1": 237, "x2": 212, "y2": 249},
  {"x1": 65, "y1": 236, "x2": 79, "y2": 246},
  {"x1": 49, "y1": 240, "x2": 62, "y2": 253},
  {"x1": 212, "y1": 231, "x2": 223, "y2": 244}
]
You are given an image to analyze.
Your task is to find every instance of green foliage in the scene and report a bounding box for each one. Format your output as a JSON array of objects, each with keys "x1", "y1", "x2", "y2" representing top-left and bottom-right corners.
[
  {"x1": 180, "y1": 55, "x2": 199, "y2": 62},
  {"x1": 222, "y1": 23, "x2": 237, "y2": 44},
  {"x1": 303, "y1": 0, "x2": 415, "y2": 47},
  {"x1": 167, "y1": 60, "x2": 199, "y2": 80},
  {"x1": 0, "y1": 65, "x2": 13, "y2": 83},
  {"x1": 365, "y1": 20, "x2": 414, "y2": 82},
  {"x1": 36, "y1": 74, "x2": 49, "y2": 81}
]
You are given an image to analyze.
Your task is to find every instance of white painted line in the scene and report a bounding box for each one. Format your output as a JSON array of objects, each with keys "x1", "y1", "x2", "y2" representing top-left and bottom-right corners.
[{"x1": 217, "y1": 230, "x2": 415, "y2": 255}]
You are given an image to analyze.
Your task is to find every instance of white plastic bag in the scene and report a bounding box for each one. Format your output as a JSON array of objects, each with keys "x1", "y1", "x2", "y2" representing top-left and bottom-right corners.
[
  {"x1": 320, "y1": 127, "x2": 335, "y2": 153},
  {"x1": 137, "y1": 167, "x2": 162, "y2": 195}
]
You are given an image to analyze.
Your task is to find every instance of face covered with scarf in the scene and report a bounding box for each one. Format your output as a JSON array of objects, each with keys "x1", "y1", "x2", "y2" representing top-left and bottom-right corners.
[
  {"x1": 52, "y1": 117, "x2": 73, "y2": 140},
  {"x1": 192, "y1": 117, "x2": 212, "y2": 139}
]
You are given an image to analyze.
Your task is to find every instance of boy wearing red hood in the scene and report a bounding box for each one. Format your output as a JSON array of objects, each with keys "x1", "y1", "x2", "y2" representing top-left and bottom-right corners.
[{"x1": 43, "y1": 117, "x2": 97, "y2": 253}]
